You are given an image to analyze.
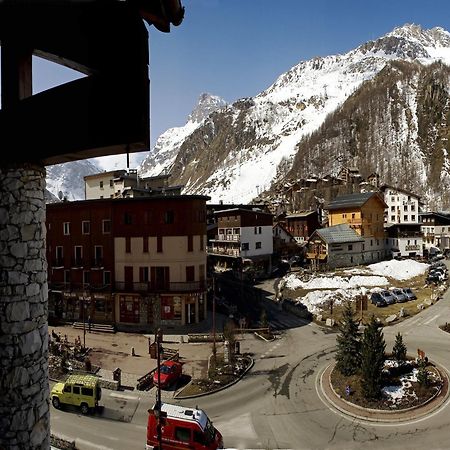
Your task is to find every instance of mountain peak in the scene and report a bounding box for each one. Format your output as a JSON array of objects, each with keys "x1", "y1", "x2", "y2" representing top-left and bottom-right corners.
[{"x1": 187, "y1": 92, "x2": 227, "y2": 124}]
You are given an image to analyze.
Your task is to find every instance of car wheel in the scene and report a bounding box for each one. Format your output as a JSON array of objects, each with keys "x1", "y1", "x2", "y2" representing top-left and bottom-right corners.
[
  {"x1": 80, "y1": 403, "x2": 89, "y2": 415},
  {"x1": 52, "y1": 397, "x2": 61, "y2": 409}
]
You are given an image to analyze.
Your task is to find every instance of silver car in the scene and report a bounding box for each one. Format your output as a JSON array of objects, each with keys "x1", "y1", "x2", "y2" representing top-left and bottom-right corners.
[
  {"x1": 402, "y1": 288, "x2": 416, "y2": 300},
  {"x1": 391, "y1": 288, "x2": 407, "y2": 303},
  {"x1": 380, "y1": 290, "x2": 395, "y2": 305}
]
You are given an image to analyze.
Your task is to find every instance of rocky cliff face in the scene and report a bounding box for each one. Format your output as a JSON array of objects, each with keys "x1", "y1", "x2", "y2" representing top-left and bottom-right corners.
[{"x1": 152, "y1": 24, "x2": 450, "y2": 206}]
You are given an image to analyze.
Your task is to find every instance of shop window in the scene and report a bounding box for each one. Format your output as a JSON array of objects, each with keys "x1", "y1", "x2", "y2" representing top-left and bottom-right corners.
[{"x1": 173, "y1": 297, "x2": 182, "y2": 319}]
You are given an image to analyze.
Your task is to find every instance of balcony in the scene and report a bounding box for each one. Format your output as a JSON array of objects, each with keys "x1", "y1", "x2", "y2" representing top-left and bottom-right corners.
[
  {"x1": 212, "y1": 234, "x2": 240, "y2": 242},
  {"x1": 207, "y1": 247, "x2": 240, "y2": 257},
  {"x1": 305, "y1": 252, "x2": 327, "y2": 260},
  {"x1": 114, "y1": 280, "x2": 206, "y2": 293}
]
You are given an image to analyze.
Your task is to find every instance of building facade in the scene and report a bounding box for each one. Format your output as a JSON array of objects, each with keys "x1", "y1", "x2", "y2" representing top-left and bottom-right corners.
[
  {"x1": 306, "y1": 224, "x2": 365, "y2": 270},
  {"x1": 208, "y1": 208, "x2": 273, "y2": 275},
  {"x1": 327, "y1": 192, "x2": 387, "y2": 263},
  {"x1": 385, "y1": 224, "x2": 423, "y2": 258},
  {"x1": 284, "y1": 210, "x2": 321, "y2": 244},
  {"x1": 420, "y1": 211, "x2": 450, "y2": 252},
  {"x1": 380, "y1": 185, "x2": 421, "y2": 225},
  {"x1": 47, "y1": 195, "x2": 209, "y2": 330}
]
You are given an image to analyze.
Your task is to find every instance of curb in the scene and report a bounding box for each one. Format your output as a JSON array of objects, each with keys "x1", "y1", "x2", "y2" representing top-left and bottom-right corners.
[
  {"x1": 320, "y1": 360, "x2": 450, "y2": 423},
  {"x1": 174, "y1": 356, "x2": 254, "y2": 399}
]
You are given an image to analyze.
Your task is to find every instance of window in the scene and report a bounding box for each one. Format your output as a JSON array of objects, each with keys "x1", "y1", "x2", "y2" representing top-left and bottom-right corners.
[
  {"x1": 186, "y1": 266, "x2": 195, "y2": 282},
  {"x1": 411, "y1": 215, "x2": 416, "y2": 222},
  {"x1": 64, "y1": 270, "x2": 70, "y2": 284},
  {"x1": 391, "y1": 215, "x2": 395, "y2": 222},
  {"x1": 100, "y1": 181, "x2": 104, "y2": 189},
  {"x1": 376, "y1": 240, "x2": 379, "y2": 246},
  {"x1": 350, "y1": 256, "x2": 353, "y2": 263},
  {"x1": 157, "y1": 236, "x2": 163, "y2": 253},
  {"x1": 370, "y1": 240, "x2": 373, "y2": 246},
  {"x1": 241, "y1": 243, "x2": 249, "y2": 251},
  {"x1": 404, "y1": 215, "x2": 408, "y2": 222},
  {"x1": 404, "y1": 205, "x2": 408, "y2": 211},
  {"x1": 175, "y1": 427, "x2": 191, "y2": 442},
  {"x1": 187, "y1": 235, "x2": 193, "y2": 252},
  {"x1": 164, "y1": 210, "x2": 174, "y2": 224},
  {"x1": 125, "y1": 236, "x2": 131, "y2": 253},
  {"x1": 124, "y1": 212, "x2": 132, "y2": 225},
  {"x1": 233, "y1": 228, "x2": 240, "y2": 235},
  {"x1": 352, "y1": 213, "x2": 355, "y2": 219},
  {"x1": 256, "y1": 242, "x2": 262, "y2": 249},
  {"x1": 63, "y1": 222, "x2": 70, "y2": 235},
  {"x1": 348, "y1": 244, "x2": 353, "y2": 251},
  {"x1": 81, "y1": 387, "x2": 93, "y2": 397},
  {"x1": 109, "y1": 179, "x2": 114, "y2": 188},
  {"x1": 391, "y1": 196, "x2": 395, "y2": 202},
  {"x1": 83, "y1": 271, "x2": 90, "y2": 285},
  {"x1": 63, "y1": 385, "x2": 71, "y2": 393},
  {"x1": 73, "y1": 386, "x2": 80, "y2": 395},
  {"x1": 56, "y1": 246, "x2": 63, "y2": 262},
  {"x1": 391, "y1": 206, "x2": 395, "y2": 212},
  {"x1": 143, "y1": 237, "x2": 149, "y2": 253},
  {"x1": 94, "y1": 245, "x2": 103, "y2": 263},
  {"x1": 103, "y1": 271, "x2": 111, "y2": 285},
  {"x1": 254, "y1": 226, "x2": 257, "y2": 234},
  {"x1": 139, "y1": 267, "x2": 149, "y2": 282},
  {"x1": 74, "y1": 246, "x2": 83, "y2": 263},
  {"x1": 80, "y1": 221, "x2": 89, "y2": 235},
  {"x1": 411, "y1": 204, "x2": 415, "y2": 211},
  {"x1": 102, "y1": 219, "x2": 111, "y2": 234}
]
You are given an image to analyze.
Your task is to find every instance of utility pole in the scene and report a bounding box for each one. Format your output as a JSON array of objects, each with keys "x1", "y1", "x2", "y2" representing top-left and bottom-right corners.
[
  {"x1": 154, "y1": 328, "x2": 165, "y2": 450},
  {"x1": 212, "y1": 275, "x2": 217, "y2": 365}
]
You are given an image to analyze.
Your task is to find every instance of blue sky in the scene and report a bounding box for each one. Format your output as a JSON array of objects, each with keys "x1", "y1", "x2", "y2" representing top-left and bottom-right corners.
[{"x1": 9, "y1": 0, "x2": 450, "y2": 152}]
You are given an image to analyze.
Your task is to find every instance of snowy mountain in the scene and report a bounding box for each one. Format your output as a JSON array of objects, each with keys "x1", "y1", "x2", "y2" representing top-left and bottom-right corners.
[
  {"x1": 45, "y1": 24, "x2": 450, "y2": 206},
  {"x1": 139, "y1": 93, "x2": 227, "y2": 177},
  {"x1": 153, "y1": 24, "x2": 450, "y2": 204},
  {"x1": 46, "y1": 159, "x2": 102, "y2": 201}
]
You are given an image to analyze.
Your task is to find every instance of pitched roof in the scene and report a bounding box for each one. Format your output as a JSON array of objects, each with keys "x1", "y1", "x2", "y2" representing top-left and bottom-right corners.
[
  {"x1": 326, "y1": 192, "x2": 385, "y2": 210},
  {"x1": 313, "y1": 224, "x2": 364, "y2": 244},
  {"x1": 285, "y1": 210, "x2": 316, "y2": 219}
]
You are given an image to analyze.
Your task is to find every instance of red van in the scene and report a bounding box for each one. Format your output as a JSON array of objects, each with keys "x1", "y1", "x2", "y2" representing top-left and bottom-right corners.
[{"x1": 146, "y1": 402, "x2": 224, "y2": 450}]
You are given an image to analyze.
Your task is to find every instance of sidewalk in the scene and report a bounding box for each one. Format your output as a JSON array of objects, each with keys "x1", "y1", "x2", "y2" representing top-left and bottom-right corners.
[{"x1": 49, "y1": 310, "x2": 230, "y2": 388}]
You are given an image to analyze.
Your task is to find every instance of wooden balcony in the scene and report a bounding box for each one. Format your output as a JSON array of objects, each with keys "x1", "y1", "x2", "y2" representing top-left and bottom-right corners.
[{"x1": 305, "y1": 252, "x2": 327, "y2": 260}]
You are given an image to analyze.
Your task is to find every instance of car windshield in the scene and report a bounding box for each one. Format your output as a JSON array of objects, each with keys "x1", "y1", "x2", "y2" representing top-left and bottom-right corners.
[{"x1": 160, "y1": 365, "x2": 171, "y2": 374}]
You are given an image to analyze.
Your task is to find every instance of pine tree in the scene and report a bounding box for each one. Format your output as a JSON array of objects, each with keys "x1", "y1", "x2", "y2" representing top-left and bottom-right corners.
[
  {"x1": 361, "y1": 315, "x2": 386, "y2": 399},
  {"x1": 335, "y1": 302, "x2": 361, "y2": 376},
  {"x1": 417, "y1": 358, "x2": 429, "y2": 386},
  {"x1": 392, "y1": 332, "x2": 407, "y2": 364}
]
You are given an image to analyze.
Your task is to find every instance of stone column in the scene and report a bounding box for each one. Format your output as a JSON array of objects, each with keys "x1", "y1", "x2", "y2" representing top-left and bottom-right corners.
[{"x1": 0, "y1": 164, "x2": 49, "y2": 449}]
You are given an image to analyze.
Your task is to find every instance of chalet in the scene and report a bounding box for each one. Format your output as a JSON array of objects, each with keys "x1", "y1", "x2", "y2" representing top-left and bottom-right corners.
[
  {"x1": 326, "y1": 191, "x2": 387, "y2": 263},
  {"x1": 208, "y1": 208, "x2": 273, "y2": 276},
  {"x1": 420, "y1": 211, "x2": 450, "y2": 252},
  {"x1": 306, "y1": 224, "x2": 364, "y2": 270},
  {"x1": 379, "y1": 184, "x2": 421, "y2": 225},
  {"x1": 285, "y1": 210, "x2": 321, "y2": 244},
  {"x1": 385, "y1": 223, "x2": 423, "y2": 258}
]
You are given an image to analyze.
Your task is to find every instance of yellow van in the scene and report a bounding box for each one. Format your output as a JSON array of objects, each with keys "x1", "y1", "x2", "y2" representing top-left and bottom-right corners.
[{"x1": 51, "y1": 374, "x2": 102, "y2": 414}]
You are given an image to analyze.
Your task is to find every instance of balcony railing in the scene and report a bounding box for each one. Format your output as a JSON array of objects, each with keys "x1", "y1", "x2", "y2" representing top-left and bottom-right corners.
[
  {"x1": 305, "y1": 252, "x2": 327, "y2": 260},
  {"x1": 48, "y1": 282, "x2": 111, "y2": 292},
  {"x1": 214, "y1": 235, "x2": 240, "y2": 242},
  {"x1": 207, "y1": 247, "x2": 240, "y2": 257},
  {"x1": 114, "y1": 280, "x2": 206, "y2": 293}
]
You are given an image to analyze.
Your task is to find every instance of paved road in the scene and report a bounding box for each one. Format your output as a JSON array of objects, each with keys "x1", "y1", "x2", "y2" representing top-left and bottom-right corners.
[{"x1": 50, "y1": 274, "x2": 450, "y2": 449}]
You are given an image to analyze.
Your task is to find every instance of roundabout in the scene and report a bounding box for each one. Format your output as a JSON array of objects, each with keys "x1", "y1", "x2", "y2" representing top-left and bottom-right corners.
[{"x1": 317, "y1": 359, "x2": 450, "y2": 424}]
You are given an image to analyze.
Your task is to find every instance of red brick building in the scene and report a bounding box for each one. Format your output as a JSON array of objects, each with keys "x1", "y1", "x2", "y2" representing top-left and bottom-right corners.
[{"x1": 47, "y1": 195, "x2": 209, "y2": 330}]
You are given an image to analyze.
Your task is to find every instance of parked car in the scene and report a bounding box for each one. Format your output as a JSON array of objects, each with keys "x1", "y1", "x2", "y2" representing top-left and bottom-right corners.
[
  {"x1": 51, "y1": 374, "x2": 102, "y2": 414},
  {"x1": 428, "y1": 269, "x2": 446, "y2": 281},
  {"x1": 391, "y1": 288, "x2": 407, "y2": 303},
  {"x1": 426, "y1": 273, "x2": 442, "y2": 285},
  {"x1": 370, "y1": 292, "x2": 387, "y2": 307},
  {"x1": 402, "y1": 288, "x2": 417, "y2": 301},
  {"x1": 153, "y1": 360, "x2": 183, "y2": 389},
  {"x1": 380, "y1": 290, "x2": 396, "y2": 305}
]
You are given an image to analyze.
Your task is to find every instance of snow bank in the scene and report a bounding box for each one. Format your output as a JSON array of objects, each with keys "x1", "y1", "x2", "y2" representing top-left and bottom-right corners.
[
  {"x1": 368, "y1": 259, "x2": 429, "y2": 280},
  {"x1": 284, "y1": 274, "x2": 388, "y2": 290}
]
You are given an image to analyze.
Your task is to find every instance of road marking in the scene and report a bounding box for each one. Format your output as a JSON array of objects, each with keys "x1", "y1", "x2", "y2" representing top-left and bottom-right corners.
[
  {"x1": 109, "y1": 392, "x2": 137, "y2": 401},
  {"x1": 76, "y1": 438, "x2": 115, "y2": 449},
  {"x1": 424, "y1": 314, "x2": 440, "y2": 325}
]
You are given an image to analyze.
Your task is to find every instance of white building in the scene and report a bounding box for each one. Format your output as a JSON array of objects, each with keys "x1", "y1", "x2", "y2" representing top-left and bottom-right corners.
[{"x1": 380, "y1": 185, "x2": 421, "y2": 225}]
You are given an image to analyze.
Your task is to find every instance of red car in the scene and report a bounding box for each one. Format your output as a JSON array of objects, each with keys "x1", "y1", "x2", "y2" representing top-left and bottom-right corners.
[{"x1": 153, "y1": 360, "x2": 183, "y2": 389}]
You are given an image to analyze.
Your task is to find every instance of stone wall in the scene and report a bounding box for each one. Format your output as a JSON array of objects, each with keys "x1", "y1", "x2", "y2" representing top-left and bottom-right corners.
[{"x1": 0, "y1": 165, "x2": 50, "y2": 449}]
